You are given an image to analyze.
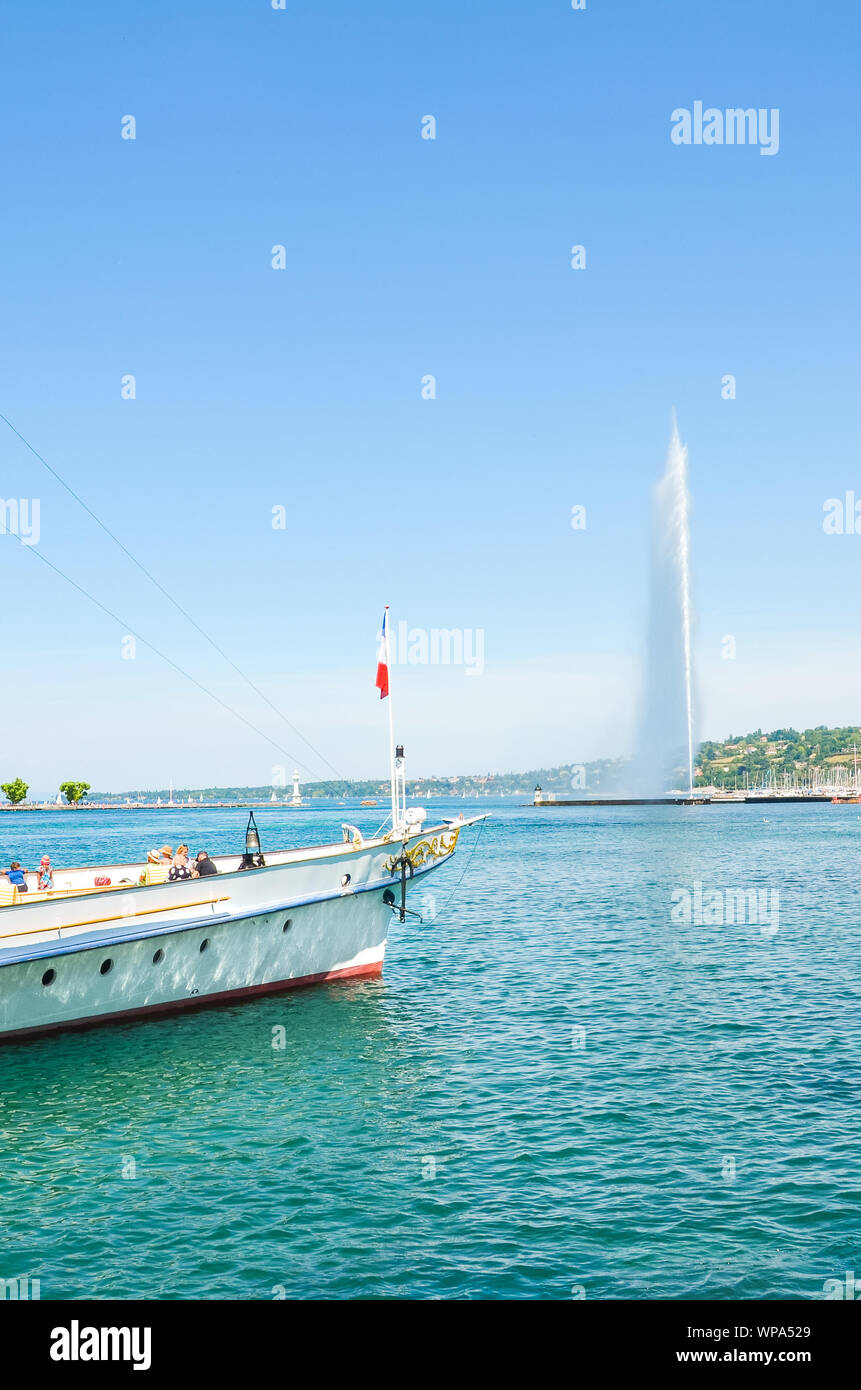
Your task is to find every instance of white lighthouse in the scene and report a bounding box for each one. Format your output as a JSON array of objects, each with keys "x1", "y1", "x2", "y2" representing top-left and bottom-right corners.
[{"x1": 287, "y1": 771, "x2": 303, "y2": 807}]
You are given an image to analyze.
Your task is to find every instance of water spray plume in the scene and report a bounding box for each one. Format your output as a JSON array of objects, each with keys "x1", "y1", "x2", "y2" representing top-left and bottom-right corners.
[{"x1": 635, "y1": 412, "x2": 696, "y2": 797}]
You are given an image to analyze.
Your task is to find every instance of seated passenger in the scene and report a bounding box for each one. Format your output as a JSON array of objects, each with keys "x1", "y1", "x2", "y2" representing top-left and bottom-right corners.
[
  {"x1": 193, "y1": 850, "x2": 218, "y2": 877},
  {"x1": 6, "y1": 861, "x2": 28, "y2": 894},
  {"x1": 141, "y1": 850, "x2": 168, "y2": 886},
  {"x1": 168, "y1": 850, "x2": 192, "y2": 882}
]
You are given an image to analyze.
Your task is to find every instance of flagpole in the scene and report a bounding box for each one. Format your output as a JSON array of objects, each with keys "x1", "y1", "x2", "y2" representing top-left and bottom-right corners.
[{"x1": 385, "y1": 606, "x2": 398, "y2": 832}]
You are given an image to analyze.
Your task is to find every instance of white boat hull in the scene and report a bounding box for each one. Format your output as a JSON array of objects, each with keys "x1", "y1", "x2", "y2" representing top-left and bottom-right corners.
[
  {"x1": 0, "y1": 821, "x2": 478, "y2": 1042},
  {"x1": 0, "y1": 891, "x2": 389, "y2": 1041}
]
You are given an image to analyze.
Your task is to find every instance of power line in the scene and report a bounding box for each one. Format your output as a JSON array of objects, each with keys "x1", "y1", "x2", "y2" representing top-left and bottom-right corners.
[
  {"x1": 9, "y1": 530, "x2": 322, "y2": 780},
  {"x1": 0, "y1": 411, "x2": 345, "y2": 780}
]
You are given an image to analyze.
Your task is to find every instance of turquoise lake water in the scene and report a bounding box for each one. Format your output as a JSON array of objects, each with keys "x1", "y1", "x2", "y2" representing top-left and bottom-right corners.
[{"x1": 0, "y1": 800, "x2": 858, "y2": 1300}]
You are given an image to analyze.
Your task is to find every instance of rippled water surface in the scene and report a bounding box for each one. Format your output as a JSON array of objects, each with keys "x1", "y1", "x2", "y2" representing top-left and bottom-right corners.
[{"x1": 0, "y1": 801, "x2": 858, "y2": 1299}]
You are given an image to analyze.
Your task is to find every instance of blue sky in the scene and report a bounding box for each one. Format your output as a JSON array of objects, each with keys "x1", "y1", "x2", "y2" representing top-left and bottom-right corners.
[{"x1": 1, "y1": 0, "x2": 859, "y2": 793}]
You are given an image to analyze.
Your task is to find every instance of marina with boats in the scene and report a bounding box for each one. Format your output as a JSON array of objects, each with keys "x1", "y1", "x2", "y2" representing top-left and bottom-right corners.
[{"x1": 532, "y1": 786, "x2": 861, "y2": 807}]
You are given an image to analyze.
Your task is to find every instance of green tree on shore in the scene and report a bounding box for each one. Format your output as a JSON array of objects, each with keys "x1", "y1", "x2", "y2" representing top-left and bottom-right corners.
[
  {"x1": 1, "y1": 777, "x2": 29, "y2": 805},
  {"x1": 59, "y1": 781, "x2": 90, "y2": 806}
]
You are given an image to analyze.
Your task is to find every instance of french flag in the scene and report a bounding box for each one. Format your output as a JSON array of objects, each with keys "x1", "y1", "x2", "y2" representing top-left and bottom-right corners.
[{"x1": 375, "y1": 608, "x2": 390, "y2": 700}]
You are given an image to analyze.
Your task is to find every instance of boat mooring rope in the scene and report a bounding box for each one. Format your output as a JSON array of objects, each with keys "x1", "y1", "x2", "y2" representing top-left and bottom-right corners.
[{"x1": 418, "y1": 817, "x2": 488, "y2": 928}]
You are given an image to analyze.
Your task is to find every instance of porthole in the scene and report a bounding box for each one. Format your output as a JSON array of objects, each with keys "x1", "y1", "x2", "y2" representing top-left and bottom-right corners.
[
  {"x1": 282, "y1": 918, "x2": 293, "y2": 934},
  {"x1": 382, "y1": 889, "x2": 395, "y2": 906},
  {"x1": 41, "y1": 968, "x2": 56, "y2": 987},
  {"x1": 100, "y1": 959, "x2": 113, "y2": 976},
  {"x1": 340, "y1": 873, "x2": 352, "y2": 888},
  {"x1": 152, "y1": 949, "x2": 164, "y2": 965},
  {"x1": 199, "y1": 938, "x2": 210, "y2": 953}
]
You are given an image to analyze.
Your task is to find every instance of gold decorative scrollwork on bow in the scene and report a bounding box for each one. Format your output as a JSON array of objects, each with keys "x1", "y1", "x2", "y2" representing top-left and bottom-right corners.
[{"x1": 384, "y1": 828, "x2": 460, "y2": 874}]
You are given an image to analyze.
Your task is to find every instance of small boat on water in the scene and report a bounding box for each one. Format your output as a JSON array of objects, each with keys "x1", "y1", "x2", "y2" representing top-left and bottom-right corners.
[{"x1": 0, "y1": 808, "x2": 483, "y2": 1042}]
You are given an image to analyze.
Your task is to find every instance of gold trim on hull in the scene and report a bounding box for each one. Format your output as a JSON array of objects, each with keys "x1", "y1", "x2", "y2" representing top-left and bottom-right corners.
[{"x1": 384, "y1": 828, "x2": 460, "y2": 873}]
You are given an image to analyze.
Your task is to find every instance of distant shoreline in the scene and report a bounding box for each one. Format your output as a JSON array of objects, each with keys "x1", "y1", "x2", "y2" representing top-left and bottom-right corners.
[
  {"x1": 0, "y1": 797, "x2": 516, "y2": 812},
  {"x1": 0, "y1": 801, "x2": 337, "y2": 812}
]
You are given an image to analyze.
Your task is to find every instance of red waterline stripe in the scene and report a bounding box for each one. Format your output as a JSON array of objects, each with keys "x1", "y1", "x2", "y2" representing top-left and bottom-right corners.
[{"x1": 0, "y1": 958, "x2": 384, "y2": 1044}]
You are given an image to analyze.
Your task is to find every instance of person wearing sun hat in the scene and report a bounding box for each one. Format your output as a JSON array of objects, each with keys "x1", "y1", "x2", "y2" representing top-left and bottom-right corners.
[
  {"x1": 37, "y1": 855, "x2": 53, "y2": 890},
  {"x1": 141, "y1": 849, "x2": 169, "y2": 886}
]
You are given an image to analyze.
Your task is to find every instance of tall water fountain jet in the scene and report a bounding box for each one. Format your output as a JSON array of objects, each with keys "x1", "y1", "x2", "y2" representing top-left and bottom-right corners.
[{"x1": 635, "y1": 412, "x2": 696, "y2": 797}]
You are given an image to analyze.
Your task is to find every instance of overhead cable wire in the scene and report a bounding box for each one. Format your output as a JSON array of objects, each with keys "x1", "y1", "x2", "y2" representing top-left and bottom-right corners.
[
  {"x1": 8, "y1": 529, "x2": 322, "y2": 780},
  {"x1": 0, "y1": 411, "x2": 345, "y2": 781}
]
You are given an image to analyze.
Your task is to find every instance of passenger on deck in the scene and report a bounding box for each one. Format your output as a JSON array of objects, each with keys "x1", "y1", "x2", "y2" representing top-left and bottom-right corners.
[
  {"x1": 141, "y1": 850, "x2": 168, "y2": 886},
  {"x1": 37, "y1": 856, "x2": 53, "y2": 890},
  {"x1": 159, "y1": 845, "x2": 173, "y2": 865},
  {"x1": 6, "y1": 861, "x2": 28, "y2": 894},
  {"x1": 168, "y1": 849, "x2": 193, "y2": 882},
  {"x1": 193, "y1": 850, "x2": 218, "y2": 877}
]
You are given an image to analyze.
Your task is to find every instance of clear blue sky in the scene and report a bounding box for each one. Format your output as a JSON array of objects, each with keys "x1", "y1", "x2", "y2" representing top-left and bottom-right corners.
[{"x1": 0, "y1": 0, "x2": 858, "y2": 794}]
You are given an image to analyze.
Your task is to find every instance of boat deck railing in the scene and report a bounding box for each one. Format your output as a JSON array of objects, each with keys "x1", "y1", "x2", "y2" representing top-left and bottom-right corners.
[
  {"x1": 0, "y1": 879, "x2": 156, "y2": 910},
  {"x1": 0, "y1": 895, "x2": 232, "y2": 944},
  {"x1": 0, "y1": 818, "x2": 470, "y2": 915}
]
